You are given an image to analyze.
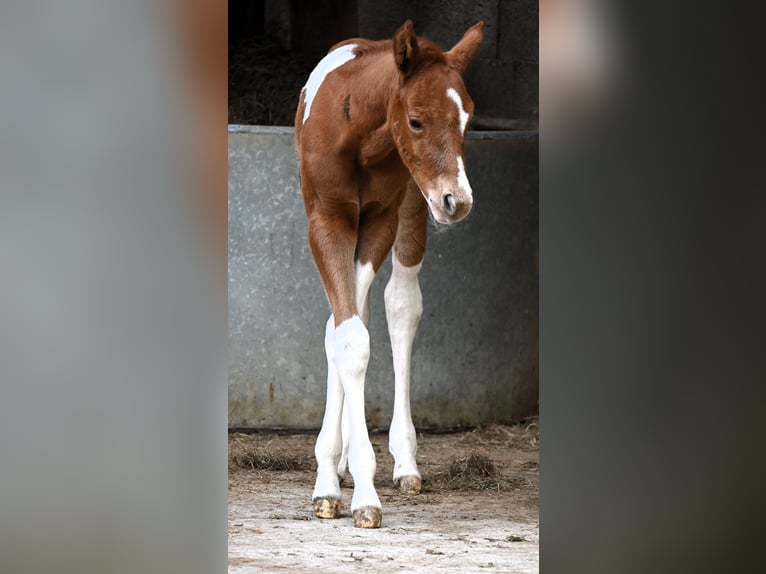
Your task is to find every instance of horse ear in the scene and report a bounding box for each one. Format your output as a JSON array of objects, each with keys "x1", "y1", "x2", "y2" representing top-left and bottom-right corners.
[
  {"x1": 447, "y1": 21, "x2": 484, "y2": 74},
  {"x1": 393, "y1": 20, "x2": 420, "y2": 77}
]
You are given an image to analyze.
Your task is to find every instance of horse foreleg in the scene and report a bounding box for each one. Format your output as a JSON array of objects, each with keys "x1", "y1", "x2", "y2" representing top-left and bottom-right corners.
[
  {"x1": 385, "y1": 179, "x2": 427, "y2": 495},
  {"x1": 385, "y1": 255, "x2": 423, "y2": 494}
]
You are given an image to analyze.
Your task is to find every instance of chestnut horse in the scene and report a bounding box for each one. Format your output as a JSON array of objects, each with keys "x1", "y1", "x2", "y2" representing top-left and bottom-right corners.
[{"x1": 295, "y1": 20, "x2": 483, "y2": 528}]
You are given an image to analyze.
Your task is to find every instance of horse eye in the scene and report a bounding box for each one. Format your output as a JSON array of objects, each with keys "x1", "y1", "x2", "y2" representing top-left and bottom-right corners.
[{"x1": 408, "y1": 118, "x2": 423, "y2": 131}]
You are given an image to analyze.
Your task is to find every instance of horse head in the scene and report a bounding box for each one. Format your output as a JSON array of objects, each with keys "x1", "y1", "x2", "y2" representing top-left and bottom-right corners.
[{"x1": 388, "y1": 20, "x2": 483, "y2": 224}]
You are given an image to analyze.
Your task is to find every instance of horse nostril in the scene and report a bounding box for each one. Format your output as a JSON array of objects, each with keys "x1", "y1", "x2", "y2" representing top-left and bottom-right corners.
[{"x1": 443, "y1": 193, "x2": 456, "y2": 215}]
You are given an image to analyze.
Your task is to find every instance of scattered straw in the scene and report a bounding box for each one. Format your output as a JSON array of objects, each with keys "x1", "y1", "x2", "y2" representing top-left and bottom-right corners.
[
  {"x1": 228, "y1": 434, "x2": 313, "y2": 472},
  {"x1": 230, "y1": 447, "x2": 311, "y2": 471},
  {"x1": 449, "y1": 452, "x2": 498, "y2": 479},
  {"x1": 460, "y1": 418, "x2": 539, "y2": 451},
  {"x1": 425, "y1": 451, "x2": 528, "y2": 492}
]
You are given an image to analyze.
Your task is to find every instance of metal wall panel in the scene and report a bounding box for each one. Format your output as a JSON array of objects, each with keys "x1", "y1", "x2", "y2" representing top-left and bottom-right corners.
[{"x1": 228, "y1": 126, "x2": 538, "y2": 429}]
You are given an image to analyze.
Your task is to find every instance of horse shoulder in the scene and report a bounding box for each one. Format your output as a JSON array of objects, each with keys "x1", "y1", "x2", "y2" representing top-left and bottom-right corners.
[{"x1": 358, "y1": 121, "x2": 396, "y2": 167}]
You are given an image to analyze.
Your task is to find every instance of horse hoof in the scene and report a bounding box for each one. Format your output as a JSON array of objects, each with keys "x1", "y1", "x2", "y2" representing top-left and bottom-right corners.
[
  {"x1": 313, "y1": 497, "x2": 342, "y2": 519},
  {"x1": 352, "y1": 506, "x2": 382, "y2": 528},
  {"x1": 395, "y1": 475, "x2": 422, "y2": 494}
]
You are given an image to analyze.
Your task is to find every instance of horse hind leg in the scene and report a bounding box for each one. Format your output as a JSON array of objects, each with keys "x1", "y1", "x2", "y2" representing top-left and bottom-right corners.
[
  {"x1": 314, "y1": 321, "x2": 381, "y2": 526},
  {"x1": 333, "y1": 313, "x2": 381, "y2": 528},
  {"x1": 336, "y1": 399, "x2": 349, "y2": 484},
  {"x1": 330, "y1": 260, "x2": 382, "y2": 528},
  {"x1": 306, "y1": 206, "x2": 380, "y2": 526},
  {"x1": 317, "y1": 261, "x2": 382, "y2": 528},
  {"x1": 336, "y1": 261, "x2": 373, "y2": 486},
  {"x1": 315, "y1": 308, "x2": 381, "y2": 528},
  {"x1": 330, "y1": 206, "x2": 403, "y2": 527},
  {"x1": 310, "y1": 187, "x2": 401, "y2": 527},
  {"x1": 312, "y1": 315, "x2": 345, "y2": 519}
]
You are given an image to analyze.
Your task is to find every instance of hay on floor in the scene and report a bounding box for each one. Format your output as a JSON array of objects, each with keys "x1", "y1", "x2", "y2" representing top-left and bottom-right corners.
[
  {"x1": 228, "y1": 434, "x2": 313, "y2": 472},
  {"x1": 425, "y1": 451, "x2": 528, "y2": 492}
]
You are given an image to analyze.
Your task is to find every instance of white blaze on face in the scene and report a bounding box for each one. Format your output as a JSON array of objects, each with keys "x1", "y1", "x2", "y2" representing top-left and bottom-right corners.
[
  {"x1": 456, "y1": 155, "x2": 472, "y2": 197},
  {"x1": 446, "y1": 87, "x2": 469, "y2": 135},
  {"x1": 445, "y1": 87, "x2": 473, "y2": 211},
  {"x1": 302, "y1": 44, "x2": 358, "y2": 124}
]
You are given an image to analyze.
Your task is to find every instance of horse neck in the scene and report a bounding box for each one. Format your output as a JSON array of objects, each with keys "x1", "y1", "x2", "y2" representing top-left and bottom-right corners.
[{"x1": 348, "y1": 47, "x2": 401, "y2": 128}]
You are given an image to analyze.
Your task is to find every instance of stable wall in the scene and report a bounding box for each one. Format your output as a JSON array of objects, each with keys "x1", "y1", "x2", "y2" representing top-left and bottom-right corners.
[
  {"x1": 252, "y1": 0, "x2": 538, "y2": 120},
  {"x1": 228, "y1": 126, "x2": 538, "y2": 429}
]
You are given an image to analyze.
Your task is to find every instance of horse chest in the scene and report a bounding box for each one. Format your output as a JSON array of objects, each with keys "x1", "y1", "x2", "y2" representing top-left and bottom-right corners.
[{"x1": 357, "y1": 157, "x2": 410, "y2": 210}]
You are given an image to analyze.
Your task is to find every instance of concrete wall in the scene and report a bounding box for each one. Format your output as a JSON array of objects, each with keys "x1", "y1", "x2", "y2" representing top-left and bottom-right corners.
[{"x1": 228, "y1": 126, "x2": 538, "y2": 429}]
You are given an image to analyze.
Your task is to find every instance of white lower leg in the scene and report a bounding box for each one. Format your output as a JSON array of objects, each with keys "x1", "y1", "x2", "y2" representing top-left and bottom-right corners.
[
  {"x1": 337, "y1": 398, "x2": 349, "y2": 479},
  {"x1": 333, "y1": 315, "x2": 380, "y2": 513},
  {"x1": 335, "y1": 260, "x2": 373, "y2": 482},
  {"x1": 312, "y1": 315, "x2": 344, "y2": 503},
  {"x1": 385, "y1": 257, "x2": 423, "y2": 483}
]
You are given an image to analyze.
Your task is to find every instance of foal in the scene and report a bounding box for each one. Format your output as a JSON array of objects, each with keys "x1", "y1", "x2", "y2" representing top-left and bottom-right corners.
[{"x1": 295, "y1": 20, "x2": 483, "y2": 528}]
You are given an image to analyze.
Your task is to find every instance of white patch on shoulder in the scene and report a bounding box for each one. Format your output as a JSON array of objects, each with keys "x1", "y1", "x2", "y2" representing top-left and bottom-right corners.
[
  {"x1": 456, "y1": 155, "x2": 472, "y2": 197},
  {"x1": 446, "y1": 87, "x2": 469, "y2": 134},
  {"x1": 302, "y1": 44, "x2": 358, "y2": 124}
]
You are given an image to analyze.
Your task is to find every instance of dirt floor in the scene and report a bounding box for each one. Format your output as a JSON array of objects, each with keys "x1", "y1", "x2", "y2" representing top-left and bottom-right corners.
[{"x1": 228, "y1": 421, "x2": 539, "y2": 573}]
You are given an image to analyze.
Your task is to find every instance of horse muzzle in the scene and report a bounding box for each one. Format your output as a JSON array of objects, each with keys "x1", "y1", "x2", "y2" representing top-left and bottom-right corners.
[{"x1": 426, "y1": 187, "x2": 473, "y2": 224}]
